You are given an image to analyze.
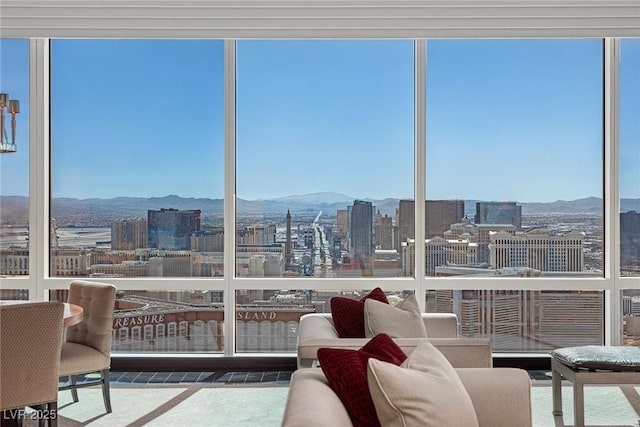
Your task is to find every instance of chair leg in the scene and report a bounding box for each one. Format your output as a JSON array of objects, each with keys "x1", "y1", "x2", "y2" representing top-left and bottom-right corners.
[
  {"x1": 70, "y1": 375, "x2": 79, "y2": 403},
  {"x1": 2, "y1": 407, "x2": 24, "y2": 427},
  {"x1": 48, "y1": 402, "x2": 57, "y2": 427},
  {"x1": 101, "y1": 369, "x2": 112, "y2": 413}
]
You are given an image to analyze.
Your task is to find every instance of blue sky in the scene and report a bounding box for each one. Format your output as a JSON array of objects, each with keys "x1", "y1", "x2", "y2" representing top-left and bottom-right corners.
[{"x1": 1, "y1": 38, "x2": 638, "y2": 203}]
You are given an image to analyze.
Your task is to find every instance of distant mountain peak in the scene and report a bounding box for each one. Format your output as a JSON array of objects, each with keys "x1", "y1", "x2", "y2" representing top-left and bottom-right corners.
[{"x1": 269, "y1": 192, "x2": 354, "y2": 204}]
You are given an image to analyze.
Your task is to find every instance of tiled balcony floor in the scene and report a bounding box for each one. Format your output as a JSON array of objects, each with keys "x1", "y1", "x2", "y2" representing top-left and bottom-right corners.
[
  {"x1": 108, "y1": 370, "x2": 293, "y2": 385},
  {"x1": 108, "y1": 369, "x2": 546, "y2": 386}
]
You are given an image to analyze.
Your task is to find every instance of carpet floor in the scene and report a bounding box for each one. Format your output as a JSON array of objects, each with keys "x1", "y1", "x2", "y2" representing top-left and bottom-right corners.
[{"x1": 20, "y1": 381, "x2": 640, "y2": 426}]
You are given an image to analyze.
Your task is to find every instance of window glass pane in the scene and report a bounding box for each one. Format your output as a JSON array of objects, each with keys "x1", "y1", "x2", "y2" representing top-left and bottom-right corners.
[
  {"x1": 427, "y1": 289, "x2": 604, "y2": 352},
  {"x1": 51, "y1": 289, "x2": 224, "y2": 353},
  {"x1": 0, "y1": 38, "x2": 29, "y2": 277},
  {"x1": 49, "y1": 40, "x2": 225, "y2": 278},
  {"x1": 425, "y1": 39, "x2": 603, "y2": 278},
  {"x1": 236, "y1": 40, "x2": 414, "y2": 278},
  {"x1": 235, "y1": 288, "x2": 412, "y2": 353},
  {"x1": 0, "y1": 289, "x2": 29, "y2": 300},
  {"x1": 623, "y1": 289, "x2": 640, "y2": 345},
  {"x1": 620, "y1": 38, "x2": 640, "y2": 277}
]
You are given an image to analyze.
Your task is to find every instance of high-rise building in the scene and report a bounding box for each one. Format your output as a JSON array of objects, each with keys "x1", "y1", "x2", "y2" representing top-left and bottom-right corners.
[
  {"x1": 425, "y1": 237, "x2": 476, "y2": 276},
  {"x1": 0, "y1": 248, "x2": 29, "y2": 275},
  {"x1": 426, "y1": 200, "x2": 465, "y2": 238},
  {"x1": 148, "y1": 208, "x2": 201, "y2": 250},
  {"x1": 398, "y1": 199, "x2": 415, "y2": 247},
  {"x1": 398, "y1": 199, "x2": 465, "y2": 243},
  {"x1": 434, "y1": 287, "x2": 603, "y2": 352},
  {"x1": 621, "y1": 211, "x2": 640, "y2": 272},
  {"x1": 379, "y1": 214, "x2": 393, "y2": 250},
  {"x1": 403, "y1": 222, "x2": 584, "y2": 277},
  {"x1": 336, "y1": 209, "x2": 348, "y2": 234},
  {"x1": 490, "y1": 228, "x2": 584, "y2": 272},
  {"x1": 444, "y1": 218, "x2": 517, "y2": 263},
  {"x1": 285, "y1": 210, "x2": 293, "y2": 267},
  {"x1": 350, "y1": 200, "x2": 374, "y2": 261},
  {"x1": 375, "y1": 209, "x2": 382, "y2": 248},
  {"x1": 190, "y1": 228, "x2": 224, "y2": 252},
  {"x1": 242, "y1": 224, "x2": 276, "y2": 245},
  {"x1": 236, "y1": 244, "x2": 284, "y2": 277},
  {"x1": 112, "y1": 217, "x2": 148, "y2": 250},
  {"x1": 475, "y1": 201, "x2": 522, "y2": 229}
]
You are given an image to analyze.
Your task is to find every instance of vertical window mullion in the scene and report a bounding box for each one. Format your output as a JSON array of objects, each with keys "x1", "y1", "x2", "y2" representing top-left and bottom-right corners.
[
  {"x1": 415, "y1": 39, "x2": 427, "y2": 304},
  {"x1": 32, "y1": 38, "x2": 49, "y2": 299},
  {"x1": 224, "y1": 39, "x2": 237, "y2": 356},
  {"x1": 604, "y1": 37, "x2": 621, "y2": 345}
]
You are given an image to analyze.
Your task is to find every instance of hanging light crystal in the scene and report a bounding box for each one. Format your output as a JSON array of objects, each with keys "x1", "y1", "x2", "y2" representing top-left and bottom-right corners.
[{"x1": 0, "y1": 92, "x2": 19, "y2": 153}]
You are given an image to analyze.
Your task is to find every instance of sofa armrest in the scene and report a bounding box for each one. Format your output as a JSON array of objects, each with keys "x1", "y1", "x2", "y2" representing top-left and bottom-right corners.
[
  {"x1": 298, "y1": 312, "x2": 458, "y2": 339},
  {"x1": 298, "y1": 313, "x2": 337, "y2": 340},
  {"x1": 457, "y1": 368, "x2": 532, "y2": 427},
  {"x1": 423, "y1": 313, "x2": 458, "y2": 338},
  {"x1": 297, "y1": 337, "x2": 361, "y2": 368},
  {"x1": 421, "y1": 338, "x2": 492, "y2": 368},
  {"x1": 281, "y1": 369, "x2": 353, "y2": 427},
  {"x1": 297, "y1": 337, "x2": 492, "y2": 369}
]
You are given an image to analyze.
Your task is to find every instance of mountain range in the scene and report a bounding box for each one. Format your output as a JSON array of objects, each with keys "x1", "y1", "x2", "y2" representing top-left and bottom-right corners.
[{"x1": 1, "y1": 193, "x2": 640, "y2": 224}]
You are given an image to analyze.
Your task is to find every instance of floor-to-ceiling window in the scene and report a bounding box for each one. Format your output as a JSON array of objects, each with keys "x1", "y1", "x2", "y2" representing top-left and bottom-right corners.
[
  {"x1": 234, "y1": 40, "x2": 415, "y2": 352},
  {"x1": 0, "y1": 38, "x2": 30, "y2": 299},
  {"x1": 0, "y1": 2, "x2": 637, "y2": 357},
  {"x1": 48, "y1": 40, "x2": 226, "y2": 353},
  {"x1": 424, "y1": 39, "x2": 605, "y2": 352},
  {"x1": 620, "y1": 38, "x2": 640, "y2": 345}
]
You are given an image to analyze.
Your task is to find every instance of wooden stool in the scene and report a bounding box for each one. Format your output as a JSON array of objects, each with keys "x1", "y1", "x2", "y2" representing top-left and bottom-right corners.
[{"x1": 551, "y1": 345, "x2": 640, "y2": 427}]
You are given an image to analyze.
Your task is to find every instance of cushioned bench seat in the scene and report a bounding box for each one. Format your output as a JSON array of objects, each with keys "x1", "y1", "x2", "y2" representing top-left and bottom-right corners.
[
  {"x1": 551, "y1": 345, "x2": 640, "y2": 427},
  {"x1": 552, "y1": 345, "x2": 640, "y2": 371}
]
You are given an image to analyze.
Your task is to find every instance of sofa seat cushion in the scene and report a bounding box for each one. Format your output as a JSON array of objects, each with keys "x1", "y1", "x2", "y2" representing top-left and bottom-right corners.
[
  {"x1": 364, "y1": 293, "x2": 428, "y2": 338},
  {"x1": 318, "y1": 333, "x2": 407, "y2": 427},
  {"x1": 367, "y1": 340, "x2": 479, "y2": 427},
  {"x1": 330, "y1": 287, "x2": 389, "y2": 338}
]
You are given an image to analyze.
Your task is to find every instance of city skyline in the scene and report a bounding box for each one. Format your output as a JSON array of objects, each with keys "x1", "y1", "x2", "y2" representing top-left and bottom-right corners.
[{"x1": 1, "y1": 38, "x2": 638, "y2": 202}]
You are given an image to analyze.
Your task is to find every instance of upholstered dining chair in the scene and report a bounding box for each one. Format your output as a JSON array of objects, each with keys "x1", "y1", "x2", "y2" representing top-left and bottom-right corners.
[
  {"x1": 59, "y1": 280, "x2": 117, "y2": 413},
  {"x1": 0, "y1": 301, "x2": 65, "y2": 427}
]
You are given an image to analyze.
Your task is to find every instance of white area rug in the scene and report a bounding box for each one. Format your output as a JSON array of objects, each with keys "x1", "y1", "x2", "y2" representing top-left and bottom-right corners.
[
  {"x1": 26, "y1": 385, "x2": 289, "y2": 427},
  {"x1": 532, "y1": 383, "x2": 640, "y2": 427}
]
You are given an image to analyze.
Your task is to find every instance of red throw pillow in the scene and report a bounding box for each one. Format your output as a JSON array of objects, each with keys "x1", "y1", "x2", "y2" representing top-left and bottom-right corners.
[
  {"x1": 330, "y1": 287, "x2": 389, "y2": 337},
  {"x1": 318, "y1": 333, "x2": 407, "y2": 427}
]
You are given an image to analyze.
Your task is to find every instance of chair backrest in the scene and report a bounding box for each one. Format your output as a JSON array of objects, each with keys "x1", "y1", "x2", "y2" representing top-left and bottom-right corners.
[
  {"x1": 65, "y1": 280, "x2": 117, "y2": 357},
  {"x1": 0, "y1": 302, "x2": 64, "y2": 411}
]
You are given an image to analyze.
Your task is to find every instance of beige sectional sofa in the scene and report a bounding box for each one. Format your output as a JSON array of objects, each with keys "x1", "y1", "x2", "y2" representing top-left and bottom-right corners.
[
  {"x1": 281, "y1": 366, "x2": 532, "y2": 427},
  {"x1": 297, "y1": 312, "x2": 492, "y2": 368}
]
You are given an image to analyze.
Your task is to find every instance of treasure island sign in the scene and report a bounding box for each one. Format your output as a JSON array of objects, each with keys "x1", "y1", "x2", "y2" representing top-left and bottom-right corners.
[{"x1": 113, "y1": 306, "x2": 314, "y2": 330}]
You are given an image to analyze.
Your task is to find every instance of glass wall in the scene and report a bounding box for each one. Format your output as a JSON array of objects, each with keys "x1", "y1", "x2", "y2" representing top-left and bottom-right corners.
[
  {"x1": 50, "y1": 288, "x2": 225, "y2": 353},
  {"x1": 235, "y1": 288, "x2": 415, "y2": 353},
  {"x1": 620, "y1": 38, "x2": 640, "y2": 277},
  {"x1": 1, "y1": 36, "x2": 636, "y2": 356},
  {"x1": 427, "y1": 289, "x2": 604, "y2": 352},
  {"x1": 0, "y1": 39, "x2": 29, "y2": 278},
  {"x1": 236, "y1": 40, "x2": 415, "y2": 279},
  {"x1": 49, "y1": 40, "x2": 225, "y2": 278},
  {"x1": 425, "y1": 39, "x2": 604, "y2": 278}
]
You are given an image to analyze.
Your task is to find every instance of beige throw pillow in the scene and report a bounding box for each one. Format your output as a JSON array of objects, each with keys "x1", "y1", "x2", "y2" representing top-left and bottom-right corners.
[
  {"x1": 367, "y1": 341, "x2": 480, "y2": 427},
  {"x1": 364, "y1": 293, "x2": 428, "y2": 338}
]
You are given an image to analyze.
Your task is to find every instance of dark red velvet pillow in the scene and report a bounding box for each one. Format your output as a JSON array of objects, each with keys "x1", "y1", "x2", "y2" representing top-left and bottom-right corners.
[
  {"x1": 330, "y1": 287, "x2": 389, "y2": 338},
  {"x1": 318, "y1": 333, "x2": 407, "y2": 427}
]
